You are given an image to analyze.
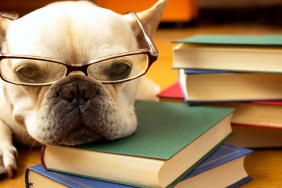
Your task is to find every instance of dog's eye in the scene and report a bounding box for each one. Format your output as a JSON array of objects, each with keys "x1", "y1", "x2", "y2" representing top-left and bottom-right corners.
[
  {"x1": 16, "y1": 65, "x2": 40, "y2": 80},
  {"x1": 108, "y1": 61, "x2": 132, "y2": 80}
]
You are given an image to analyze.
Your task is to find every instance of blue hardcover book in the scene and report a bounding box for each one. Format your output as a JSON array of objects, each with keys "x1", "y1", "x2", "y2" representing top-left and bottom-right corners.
[
  {"x1": 25, "y1": 144, "x2": 252, "y2": 188},
  {"x1": 184, "y1": 69, "x2": 232, "y2": 74},
  {"x1": 175, "y1": 144, "x2": 252, "y2": 188}
]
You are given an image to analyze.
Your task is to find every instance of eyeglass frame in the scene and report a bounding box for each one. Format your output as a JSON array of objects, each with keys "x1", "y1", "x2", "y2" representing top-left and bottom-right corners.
[{"x1": 0, "y1": 12, "x2": 158, "y2": 86}]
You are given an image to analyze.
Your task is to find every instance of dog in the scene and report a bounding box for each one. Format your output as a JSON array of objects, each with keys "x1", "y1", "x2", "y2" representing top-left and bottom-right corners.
[{"x1": 0, "y1": 0, "x2": 166, "y2": 178}]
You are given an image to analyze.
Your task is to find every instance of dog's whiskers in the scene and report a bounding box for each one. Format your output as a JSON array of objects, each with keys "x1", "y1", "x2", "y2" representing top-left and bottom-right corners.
[{"x1": 29, "y1": 140, "x2": 39, "y2": 152}]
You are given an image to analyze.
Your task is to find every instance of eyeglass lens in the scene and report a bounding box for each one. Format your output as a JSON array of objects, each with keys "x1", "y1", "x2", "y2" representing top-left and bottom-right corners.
[{"x1": 0, "y1": 58, "x2": 66, "y2": 84}]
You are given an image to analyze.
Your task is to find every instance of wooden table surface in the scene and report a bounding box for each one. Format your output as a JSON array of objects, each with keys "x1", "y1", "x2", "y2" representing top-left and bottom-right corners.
[{"x1": 1, "y1": 25, "x2": 282, "y2": 187}]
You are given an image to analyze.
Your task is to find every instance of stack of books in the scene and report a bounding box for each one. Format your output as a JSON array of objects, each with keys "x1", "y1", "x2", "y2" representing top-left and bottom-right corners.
[
  {"x1": 163, "y1": 34, "x2": 282, "y2": 148},
  {"x1": 25, "y1": 100, "x2": 252, "y2": 187}
]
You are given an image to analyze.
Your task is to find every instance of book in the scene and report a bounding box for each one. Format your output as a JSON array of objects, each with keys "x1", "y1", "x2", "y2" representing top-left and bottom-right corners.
[
  {"x1": 25, "y1": 167, "x2": 252, "y2": 188},
  {"x1": 40, "y1": 100, "x2": 234, "y2": 188},
  {"x1": 204, "y1": 100, "x2": 282, "y2": 147},
  {"x1": 26, "y1": 144, "x2": 252, "y2": 188},
  {"x1": 157, "y1": 82, "x2": 184, "y2": 103},
  {"x1": 172, "y1": 34, "x2": 282, "y2": 73},
  {"x1": 178, "y1": 68, "x2": 282, "y2": 102},
  {"x1": 175, "y1": 144, "x2": 252, "y2": 188},
  {"x1": 25, "y1": 164, "x2": 133, "y2": 188},
  {"x1": 158, "y1": 83, "x2": 282, "y2": 147},
  {"x1": 226, "y1": 123, "x2": 282, "y2": 148}
]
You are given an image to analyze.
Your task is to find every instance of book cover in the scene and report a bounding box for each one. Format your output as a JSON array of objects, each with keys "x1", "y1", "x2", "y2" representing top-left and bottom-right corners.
[
  {"x1": 173, "y1": 34, "x2": 282, "y2": 46},
  {"x1": 26, "y1": 164, "x2": 133, "y2": 188},
  {"x1": 172, "y1": 35, "x2": 282, "y2": 72},
  {"x1": 41, "y1": 100, "x2": 234, "y2": 187},
  {"x1": 184, "y1": 69, "x2": 232, "y2": 74},
  {"x1": 26, "y1": 144, "x2": 252, "y2": 188},
  {"x1": 156, "y1": 82, "x2": 183, "y2": 102},
  {"x1": 175, "y1": 144, "x2": 252, "y2": 188},
  {"x1": 185, "y1": 144, "x2": 252, "y2": 178}
]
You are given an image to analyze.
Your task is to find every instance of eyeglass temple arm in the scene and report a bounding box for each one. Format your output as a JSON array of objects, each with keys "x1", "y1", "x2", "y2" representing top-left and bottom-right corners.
[{"x1": 128, "y1": 12, "x2": 159, "y2": 57}]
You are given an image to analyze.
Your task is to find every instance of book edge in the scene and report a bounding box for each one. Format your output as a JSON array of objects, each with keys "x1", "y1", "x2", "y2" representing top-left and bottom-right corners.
[{"x1": 172, "y1": 34, "x2": 282, "y2": 46}]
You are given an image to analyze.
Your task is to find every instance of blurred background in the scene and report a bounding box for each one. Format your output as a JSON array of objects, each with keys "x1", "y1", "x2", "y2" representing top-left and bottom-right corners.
[{"x1": 1, "y1": 0, "x2": 282, "y2": 27}]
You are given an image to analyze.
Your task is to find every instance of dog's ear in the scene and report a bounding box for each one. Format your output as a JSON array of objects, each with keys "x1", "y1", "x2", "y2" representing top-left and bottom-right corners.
[
  {"x1": 0, "y1": 13, "x2": 18, "y2": 48},
  {"x1": 125, "y1": 0, "x2": 167, "y2": 48},
  {"x1": 136, "y1": 0, "x2": 167, "y2": 37}
]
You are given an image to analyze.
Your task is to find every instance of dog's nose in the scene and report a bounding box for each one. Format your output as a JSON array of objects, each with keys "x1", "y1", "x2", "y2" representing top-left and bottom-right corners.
[{"x1": 59, "y1": 81, "x2": 98, "y2": 102}]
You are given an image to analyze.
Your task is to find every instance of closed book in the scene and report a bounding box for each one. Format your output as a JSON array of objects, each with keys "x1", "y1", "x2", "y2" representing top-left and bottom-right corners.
[
  {"x1": 173, "y1": 34, "x2": 282, "y2": 73},
  {"x1": 200, "y1": 101, "x2": 282, "y2": 148},
  {"x1": 178, "y1": 68, "x2": 282, "y2": 102},
  {"x1": 158, "y1": 83, "x2": 282, "y2": 147},
  {"x1": 41, "y1": 100, "x2": 234, "y2": 188},
  {"x1": 226, "y1": 123, "x2": 282, "y2": 148},
  {"x1": 175, "y1": 144, "x2": 252, "y2": 188},
  {"x1": 26, "y1": 144, "x2": 252, "y2": 188},
  {"x1": 157, "y1": 82, "x2": 184, "y2": 103},
  {"x1": 25, "y1": 164, "x2": 132, "y2": 188}
]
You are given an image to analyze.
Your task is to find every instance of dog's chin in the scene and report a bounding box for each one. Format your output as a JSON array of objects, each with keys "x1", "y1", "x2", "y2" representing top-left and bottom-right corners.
[
  {"x1": 26, "y1": 75, "x2": 137, "y2": 146},
  {"x1": 30, "y1": 116, "x2": 137, "y2": 146},
  {"x1": 34, "y1": 130, "x2": 103, "y2": 146}
]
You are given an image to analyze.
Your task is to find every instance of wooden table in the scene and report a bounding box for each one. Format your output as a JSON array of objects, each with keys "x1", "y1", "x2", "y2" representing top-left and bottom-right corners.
[{"x1": 1, "y1": 25, "x2": 282, "y2": 187}]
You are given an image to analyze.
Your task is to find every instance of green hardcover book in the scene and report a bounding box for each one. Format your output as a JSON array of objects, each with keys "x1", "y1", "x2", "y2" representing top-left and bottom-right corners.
[
  {"x1": 172, "y1": 34, "x2": 282, "y2": 73},
  {"x1": 41, "y1": 100, "x2": 234, "y2": 188},
  {"x1": 173, "y1": 34, "x2": 282, "y2": 46}
]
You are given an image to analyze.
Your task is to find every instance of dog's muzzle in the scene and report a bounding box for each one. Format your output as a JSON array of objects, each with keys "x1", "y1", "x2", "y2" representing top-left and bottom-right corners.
[{"x1": 33, "y1": 74, "x2": 121, "y2": 145}]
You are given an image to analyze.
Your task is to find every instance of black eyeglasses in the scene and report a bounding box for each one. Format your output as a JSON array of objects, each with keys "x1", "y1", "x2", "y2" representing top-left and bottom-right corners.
[{"x1": 0, "y1": 12, "x2": 158, "y2": 86}]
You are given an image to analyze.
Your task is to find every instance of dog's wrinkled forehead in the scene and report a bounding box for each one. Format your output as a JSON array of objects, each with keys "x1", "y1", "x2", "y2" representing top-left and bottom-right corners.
[{"x1": 4, "y1": 1, "x2": 137, "y2": 63}]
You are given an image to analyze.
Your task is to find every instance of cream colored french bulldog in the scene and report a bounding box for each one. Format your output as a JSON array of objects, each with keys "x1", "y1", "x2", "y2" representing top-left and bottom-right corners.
[{"x1": 0, "y1": 0, "x2": 166, "y2": 178}]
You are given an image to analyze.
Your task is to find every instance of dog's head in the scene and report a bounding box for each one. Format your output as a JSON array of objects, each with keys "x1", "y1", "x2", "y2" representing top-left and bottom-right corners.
[{"x1": 0, "y1": 1, "x2": 166, "y2": 145}]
